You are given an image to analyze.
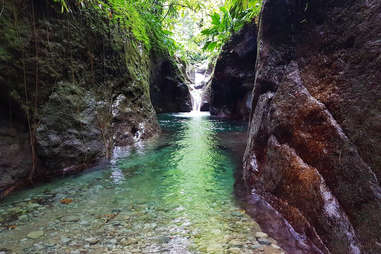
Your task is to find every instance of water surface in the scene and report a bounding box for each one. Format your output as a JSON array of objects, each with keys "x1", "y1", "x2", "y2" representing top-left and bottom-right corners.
[{"x1": 0, "y1": 113, "x2": 282, "y2": 253}]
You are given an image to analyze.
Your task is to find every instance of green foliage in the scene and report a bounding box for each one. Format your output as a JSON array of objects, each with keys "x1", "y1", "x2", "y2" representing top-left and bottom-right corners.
[
  {"x1": 201, "y1": 0, "x2": 261, "y2": 52},
  {"x1": 51, "y1": 0, "x2": 262, "y2": 63},
  {"x1": 52, "y1": 0, "x2": 201, "y2": 55},
  {"x1": 53, "y1": 0, "x2": 70, "y2": 13}
]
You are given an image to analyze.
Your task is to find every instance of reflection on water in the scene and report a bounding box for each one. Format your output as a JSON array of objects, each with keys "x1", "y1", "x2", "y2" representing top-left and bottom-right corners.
[{"x1": 0, "y1": 114, "x2": 282, "y2": 253}]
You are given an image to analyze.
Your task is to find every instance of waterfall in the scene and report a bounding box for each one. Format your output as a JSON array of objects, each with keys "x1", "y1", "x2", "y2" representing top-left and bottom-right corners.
[
  {"x1": 190, "y1": 89, "x2": 202, "y2": 112},
  {"x1": 189, "y1": 63, "x2": 208, "y2": 113}
]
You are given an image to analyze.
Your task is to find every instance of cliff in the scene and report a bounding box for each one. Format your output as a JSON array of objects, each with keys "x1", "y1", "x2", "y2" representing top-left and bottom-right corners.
[
  {"x1": 210, "y1": 22, "x2": 258, "y2": 120},
  {"x1": 0, "y1": 0, "x2": 161, "y2": 194},
  {"x1": 243, "y1": 0, "x2": 381, "y2": 253}
]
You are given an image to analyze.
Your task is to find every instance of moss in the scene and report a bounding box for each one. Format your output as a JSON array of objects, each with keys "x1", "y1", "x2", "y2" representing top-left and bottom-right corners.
[{"x1": 0, "y1": 0, "x2": 159, "y2": 178}]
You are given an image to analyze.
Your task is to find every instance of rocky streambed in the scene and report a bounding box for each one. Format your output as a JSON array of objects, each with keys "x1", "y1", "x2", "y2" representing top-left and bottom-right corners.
[{"x1": 0, "y1": 114, "x2": 283, "y2": 254}]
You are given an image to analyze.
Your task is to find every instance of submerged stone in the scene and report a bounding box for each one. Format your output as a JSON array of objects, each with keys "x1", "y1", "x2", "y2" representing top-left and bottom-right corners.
[
  {"x1": 27, "y1": 231, "x2": 44, "y2": 239},
  {"x1": 61, "y1": 216, "x2": 79, "y2": 222},
  {"x1": 85, "y1": 237, "x2": 98, "y2": 245}
]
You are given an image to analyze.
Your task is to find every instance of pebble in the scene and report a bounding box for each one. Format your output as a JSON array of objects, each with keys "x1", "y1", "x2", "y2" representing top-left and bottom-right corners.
[
  {"x1": 79, "y1": 220, "x2": 89, "y2": 225},
  {"x1": 27, "y1": 231, "x2": 44, "y2": 239},
  {"x1": 231, "y1": 211, "x2": 242, "y2": 217},
  {"x1": 229, "y1": 239, "x2": 242, "y2": 247},
  {"x1": 250, "y1": 243, "x2": 263, "y2": 249},
  {"x1": 228, "y1": 247, "x2": 241, "y2": 254},
  {"x1": 0, "y1": 145, "x2": 285, "y2": 254},
  {"x1": 18, "y1": 215, "x2": 28, "y2": 222},
  {"x1": 61, "y1": 237, "x2": 71, "y2": 244},
  {"x1": 255, "y1": 232, "x2": 268, "y2": 238},
  {"x1": 258, "y1": 237, "x2": 271, "y2": 245},
  {"x1": 62, "y1": 216, "x2": 80, "y2": 222},
  {"x1": 85, "y1": 237, "x2": 99, "y2": 245}
]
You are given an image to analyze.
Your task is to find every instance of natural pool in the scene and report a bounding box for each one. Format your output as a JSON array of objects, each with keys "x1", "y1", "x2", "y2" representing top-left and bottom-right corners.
[{"x1": 0, "y1": 113, "x2": 283, "y2": 254}]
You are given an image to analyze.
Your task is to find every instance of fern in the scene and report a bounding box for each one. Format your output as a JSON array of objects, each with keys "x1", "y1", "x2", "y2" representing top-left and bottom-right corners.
[{"x1": 201, "y1": 0, "x2": 262, "y2": 52}]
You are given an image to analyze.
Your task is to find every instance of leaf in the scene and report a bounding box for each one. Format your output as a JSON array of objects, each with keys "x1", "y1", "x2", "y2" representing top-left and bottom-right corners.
[
  {"x1": 7, "y1": 225, "x2": 17, "y2": 230},
  {"x1": 207, "y1": 41, "x2": 218, "y2": 51},
  {"x1": 201, "y1": 28, "x2": 212, "y2": 36},
  {"x1": 211, "y1": 13, "x2": 220, "y2": 26},
  {"x1": 60, "y1": 198, "x2": 73, "y2": 205}
]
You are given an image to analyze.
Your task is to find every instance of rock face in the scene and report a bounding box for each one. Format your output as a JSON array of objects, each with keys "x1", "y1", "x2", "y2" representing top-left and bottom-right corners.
[
  {"x1": 0, "y1": 0, "x2": 159, "y2": 193},
  {"x1": 243, "y1": 0, "x2": 381, "y2": 253},
  {"x1": 0, "y1": 95, "x2": 32, "y2": 192},
  {"x1": 150, "y1": 56, "x2": 191, "y2": 113},
  {"x1": 210, "y1": 22, "x2": 257, "y2": 119}
]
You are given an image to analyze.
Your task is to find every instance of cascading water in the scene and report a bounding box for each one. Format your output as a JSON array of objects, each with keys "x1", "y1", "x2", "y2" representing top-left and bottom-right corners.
[
  {"x1": 189, "y1": 63, "x2": 208, "y2": 113},
  {"x1": 190, "y1": 88, "x2": 202, "y2": 112}
]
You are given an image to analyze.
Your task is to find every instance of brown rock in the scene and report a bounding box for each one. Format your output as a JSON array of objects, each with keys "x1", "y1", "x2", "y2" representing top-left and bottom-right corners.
[{"x1": 243, "y1": 0, "x2": 381, "y2": 253}]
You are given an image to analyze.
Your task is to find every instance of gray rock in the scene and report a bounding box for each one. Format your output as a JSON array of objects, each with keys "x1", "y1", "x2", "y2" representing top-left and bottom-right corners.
[
  {"x1": 61, "y1": 237, "x2": 71, "y2": 244},
  {"x1": 227, "y1": 247, "x2": 241, "y2": 254},
  {"x1": 85, "y1": 237, "x2": 99, "y2": 245},
  {"x1": 79, "y1": 220, "x2": 89, "y2": 225},
  {"x1": 229, "y1": 239, "x2": 242, "y2": 247},
  {"x1": 257, "y1": 238, "x2": 271, "y2": 245},
  {"x1": 27, "y1": 231, "x2": 44, "y2": 239},
  {"x1": 255, "y1": 232, "x2": 268, "y2": 238},
  {"x1": 62, "y1": 216, "x2": 80, "y2": 222},
  {"x1": 18, "y1": 214, "x2": 28, "y2": 222}
]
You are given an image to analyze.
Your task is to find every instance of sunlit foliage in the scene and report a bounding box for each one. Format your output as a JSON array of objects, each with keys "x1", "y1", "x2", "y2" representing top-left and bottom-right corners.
[
  {"x1": 52, "y1": 0, "x2": 202, "y2": 54},
  {"x1": 52, "y1": 0, "x2": 262, "y2": 63},
  {"x1": 201, "y1": 0, "x2": 261, "y2": 53}
]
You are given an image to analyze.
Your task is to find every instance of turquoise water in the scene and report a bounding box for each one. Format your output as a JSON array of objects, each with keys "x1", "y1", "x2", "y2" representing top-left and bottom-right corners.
[{"x1": 0, "y1": 113, "x2": 282, "y2": 253}]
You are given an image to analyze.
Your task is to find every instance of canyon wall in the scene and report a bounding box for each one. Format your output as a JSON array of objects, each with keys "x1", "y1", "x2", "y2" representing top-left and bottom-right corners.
[
  {"x1": 0, "y1": 0, "x2": 163, "y2": 194},
  {"x1": 243, "y1": 0, "x2": 381, "y2": 253},
  {"x1": 210, "y1": 22, "x2": 257, "y2": 120},
  {"x1": 150, "y1": 56, "x2": 191, "y2": 113}
]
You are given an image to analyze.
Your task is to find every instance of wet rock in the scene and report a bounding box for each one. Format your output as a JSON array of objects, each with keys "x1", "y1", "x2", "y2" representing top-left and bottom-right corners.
[
  {"x1": 229, "y1": 239, "x2": 242, "y2": 247},
  {"x1": 231, "y1": 211, "x2": 242, "y2": 217},
  {"x1": 0, "y1": 0, "x2": 160, "y2": 191},
  {"x1": 79, "y1": 220, "x2": 89, "y2": 226},
  {"x1": 271, "y1": 244, "x2": 281, "y2": 249},
  {"x1": 249, "y1": 243, "x2": 263, "y2": 250},
  {"x1": 85, "y1": 237, "x2": 99, "y2": 245},
  {"x1": 257, "y1": 238, "x2": 271, "y2": 245},
  {"x1": 255, "y1": 232, "x2": 268, "y2": 238},
  {"x1": 243, "y1": 0, "x2": 381, "y2": 253},
  {"x1": 109, "y1": 239, "x2": 117, "y2": 244},
  {"x1": 150, "y1": 56, "x2": 191, "y2": 113},
  {"x1": 61, "y1": 237, "x2": 71, "y2": 244},
  {"x1": 18, "y1": 215, "x2": 28, "y2": 222},
  {"x1": 210, "y1": 22, "x2": 257, "y2": 120},
  {"x1": 227, "y1": 247, "x2": 241, "y2": 254},
  {"x1": 158, "y1": 236, "x2": 171, "y2": 244},
  {"x1": 61, "y1": 216, "x2": 79, "y2": 223},
  {"x1": 0, "y1": 111, "x2": 32, "y2": 191},
  {"x1": 27, "y1": 231, "x2": 44, "y2": 239}
]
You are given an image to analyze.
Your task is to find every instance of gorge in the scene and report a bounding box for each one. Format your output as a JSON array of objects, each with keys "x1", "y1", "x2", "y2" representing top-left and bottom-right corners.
[{"x1": 1, "y1": 0, "x2": 380, "y2": 253}]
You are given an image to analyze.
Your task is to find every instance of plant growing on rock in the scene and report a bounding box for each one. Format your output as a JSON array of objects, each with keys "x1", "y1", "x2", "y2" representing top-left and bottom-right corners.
[{"x1": 201, "y1": 0, "x2": 261, "y2": 53}]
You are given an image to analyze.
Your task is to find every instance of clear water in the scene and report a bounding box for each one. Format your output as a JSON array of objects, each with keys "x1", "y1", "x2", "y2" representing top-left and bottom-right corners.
[{"x1": 0, "y1": 113, "x2": 282, "y2": 253}]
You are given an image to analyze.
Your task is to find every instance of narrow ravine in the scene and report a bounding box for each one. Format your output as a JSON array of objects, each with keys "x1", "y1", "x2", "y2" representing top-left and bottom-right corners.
[
  {"x1": 0, "y1": 114, "x2": 283, "y2": 254},
  {"x1": 2, "y1": 0, "x2": 380, "y2": 253}
]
